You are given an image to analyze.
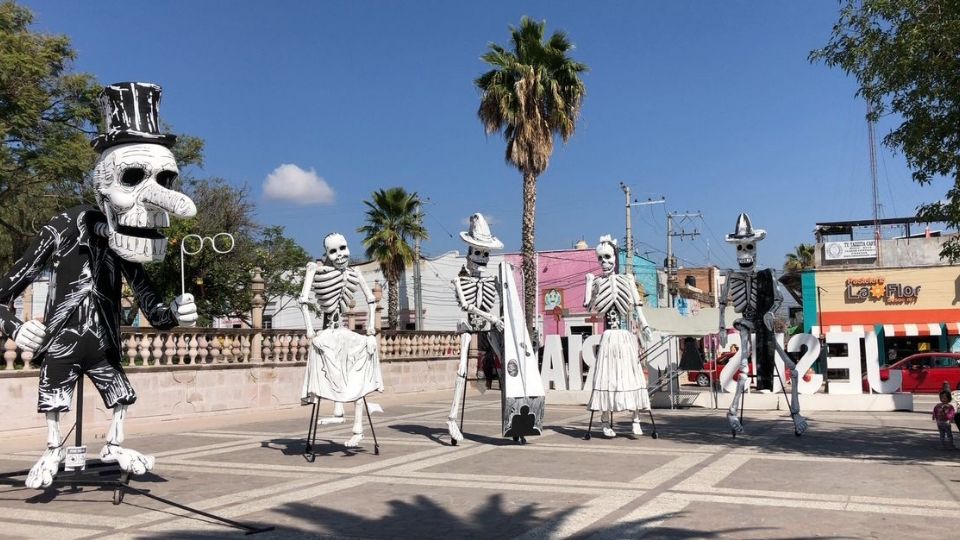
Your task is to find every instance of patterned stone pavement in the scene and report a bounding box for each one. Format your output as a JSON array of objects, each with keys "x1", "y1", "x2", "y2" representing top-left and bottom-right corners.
[{"x1": 0, "y1": 389, "x2": 956, "y2": 539}]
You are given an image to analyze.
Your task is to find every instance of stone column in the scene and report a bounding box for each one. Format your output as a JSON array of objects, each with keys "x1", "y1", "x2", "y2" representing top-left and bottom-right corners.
[{"x1": 251, "y1": 267, "x2": 265, "y2": 363}]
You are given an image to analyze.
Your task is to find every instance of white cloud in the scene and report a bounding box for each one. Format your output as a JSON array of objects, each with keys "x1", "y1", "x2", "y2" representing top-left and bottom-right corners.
[{"x1": 263, "y1": 164, "x2": 335, "y2": 205}]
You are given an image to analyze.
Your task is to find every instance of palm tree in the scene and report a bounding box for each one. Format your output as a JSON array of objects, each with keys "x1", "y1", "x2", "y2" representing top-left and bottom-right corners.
[
  {"x1": 475, "y1": 16, "x2": 587, "y2": 337},
  {"x1": 783, "y1": 243, "x2": 816, "y2": 273},
  {"x1": 358, "y1": 187, "x2": 428, "y2": 329}
]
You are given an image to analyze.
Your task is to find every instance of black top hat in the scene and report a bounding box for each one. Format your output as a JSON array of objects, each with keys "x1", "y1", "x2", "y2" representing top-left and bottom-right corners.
[{"x1": 92, "y1": 82, "x2": 177, "y2": 152}]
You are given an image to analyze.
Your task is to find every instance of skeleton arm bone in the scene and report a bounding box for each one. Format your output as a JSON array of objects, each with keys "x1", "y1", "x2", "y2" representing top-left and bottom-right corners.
[
  {"x1": 718, "y1": 270, "x2": 731, "y2": 344},
  {"x1": 299, "y1": 262, "x2": 318, "y2": 338},
  {"x1": 583, "y1": 273, "x2": 596, "y2": 308},
  {"x1": 357, "y1": 271, "x2": 377, "y2": 335},
  {"x1": 629, "y1": 277, "x2": 653, "y2": 341}
]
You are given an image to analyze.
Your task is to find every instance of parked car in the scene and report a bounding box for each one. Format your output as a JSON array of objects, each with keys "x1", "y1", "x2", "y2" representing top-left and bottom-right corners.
[
  {"x1": 687, "y1": 350, "x2": 753, "y2": 387},
  {"x1": 860, "y1": 352, "x2": 960, "y2": 393}
]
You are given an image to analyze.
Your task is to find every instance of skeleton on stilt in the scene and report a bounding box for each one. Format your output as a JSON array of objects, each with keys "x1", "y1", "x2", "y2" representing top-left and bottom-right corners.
[
  {"x1": 447, "y1": 213, "x2": 545, "y2": 445},
  {"x1": 0, "y1": 82, "x2": 198, "y2": 488},
  {"x1": 718, "y1": 213, "x2": 808, "y2": 437},
  {"x1": 299, "y1": 233, "x2": 382, "y2": 451},
  {"x1": 583, "y1": 235, "x2": 657, "y2": 439}
]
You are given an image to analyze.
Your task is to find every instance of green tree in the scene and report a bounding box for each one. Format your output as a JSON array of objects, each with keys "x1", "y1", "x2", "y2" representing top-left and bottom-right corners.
[
  {"x1": 811, "y1": 1, "x2": 960, "y2": 260},
  {"x1": 783, "y1": 243, "x2": 816, "y2": 273},
  {"x1": 475, "y1": 16, "x2": 587, "y2": 336},
  {"x1": 0, "y1": 0, "x2": 100, "y2": 268},
  {"x1": 358, "y1": 187, "x2": 427, "y2": 330}
]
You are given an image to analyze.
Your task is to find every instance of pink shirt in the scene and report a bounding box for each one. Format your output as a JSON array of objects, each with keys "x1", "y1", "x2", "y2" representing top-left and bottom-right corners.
[{"x1": 933, "y1": 403, "x2": 955, "y2": 423}]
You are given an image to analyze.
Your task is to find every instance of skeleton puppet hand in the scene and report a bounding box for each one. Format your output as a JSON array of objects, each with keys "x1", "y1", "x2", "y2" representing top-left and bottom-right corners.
[
  {"x1": 763, "y1": 312, "x2": 775, "y2": 332},
  {"x1": 14, "y1": 320, "x2": 46, "y2": 353},
  {"x1": 171, "y1": 293, "x2": 198, "y2": 327}
]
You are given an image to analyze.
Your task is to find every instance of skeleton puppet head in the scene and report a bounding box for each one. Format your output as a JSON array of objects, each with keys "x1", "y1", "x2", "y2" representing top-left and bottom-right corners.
[
  {"x1": 725, "y1": 213, "x2": 766, "y2": 271},
  {"x1": 91, "y1": 82, "x2": 196, "y2": 263},
  {"x1": 596, "y1": 235, "x2": 617, "y2": 275},
  {"x1": 324, "y1": 233, "x2": 350, "y2": 270},
  {"x1": 459, "y1": 213, "x2": 503, "y2": 274}
]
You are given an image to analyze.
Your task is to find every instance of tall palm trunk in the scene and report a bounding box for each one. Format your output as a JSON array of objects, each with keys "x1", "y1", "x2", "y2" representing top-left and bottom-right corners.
[
  {"x1": 521, "y1": 171, "x2": 537, "y2": 340},
  {"x1": 387, "y1": 274, "x2": 400, "y2": 330}
]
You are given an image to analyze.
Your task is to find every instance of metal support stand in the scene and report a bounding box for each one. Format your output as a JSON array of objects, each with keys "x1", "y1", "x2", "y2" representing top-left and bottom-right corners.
[
  {"x1": 304, "y1": 399, "x2": 321, "y2": 462},
  {"x1": 362, "y1": 398, "x2": 381, "y2": 455},
  {"x1": 583, "y1": 411, "x2": 595, "y2": 440},
  {"x1": 0, "y1": 383, "x2": 273, "y2": 535},
  {"x1": 303, "y1": 398, "x2": 382, "y2": 459},
  {"x1": 646, "y1": 409, "x2": 660, "y2": 439}
]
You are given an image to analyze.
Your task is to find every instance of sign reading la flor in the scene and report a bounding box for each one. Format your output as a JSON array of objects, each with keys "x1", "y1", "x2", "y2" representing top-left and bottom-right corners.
[{"x1": 845, "y1": 276, "x2": 920, "y2": 305}]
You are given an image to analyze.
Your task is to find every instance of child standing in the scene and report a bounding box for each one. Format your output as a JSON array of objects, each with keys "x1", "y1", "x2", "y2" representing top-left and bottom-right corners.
[{"x1": 933, "y1": 390, "x2": 956, "y2": 449}]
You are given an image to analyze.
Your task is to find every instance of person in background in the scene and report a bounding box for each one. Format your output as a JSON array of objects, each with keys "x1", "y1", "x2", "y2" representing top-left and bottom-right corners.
[{"x1": 933, "y1": 390, "x2": 955, "y2": 449}]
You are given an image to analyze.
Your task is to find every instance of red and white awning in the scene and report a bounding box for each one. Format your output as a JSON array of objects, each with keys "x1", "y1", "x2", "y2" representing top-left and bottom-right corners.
[
  {"x1": 946, "y1": 322, "x2": 960, "y2": 335},
  {"x1": 883, "y1": 323, "x2": 942, "y2": 336},
  {"x1": 810, "y1": 325, "x2": 871, "y2": 335},
  {"x1": 811, "y1": 324, "x2": 943, "y2": 336}
]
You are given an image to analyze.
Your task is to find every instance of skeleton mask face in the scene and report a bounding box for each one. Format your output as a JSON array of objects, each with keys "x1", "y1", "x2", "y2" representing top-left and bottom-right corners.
[
  {"x1": 735, "y1": 241, "x2": 758, "y2": 271},
  {"x1": 93, "y1": 143, "x2": 197, "y2": 263},
  {"x1": 596, "y1": 243, "x2": 616, "y2": 275},
  {"x1": 324, "y1": 233, "x2": 350, "y2": 270},
  {"x1": 466, "y1": 246, "x2": 490, "y2": 273}
]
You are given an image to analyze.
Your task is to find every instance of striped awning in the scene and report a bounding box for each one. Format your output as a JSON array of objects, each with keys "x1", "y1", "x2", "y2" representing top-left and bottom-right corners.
[
  {"x1": 945, "y1": 322, "x2": 960, "y2": 335},
  {"x1": 811, "y1": 323, "x2": 943, "y2": 336},
  {"x1": 810, "y1": 325, "x2": 870, "y2": 335}
]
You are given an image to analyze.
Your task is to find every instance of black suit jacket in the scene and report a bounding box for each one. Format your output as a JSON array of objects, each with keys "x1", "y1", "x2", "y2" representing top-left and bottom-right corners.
[{"x1": 0, "y1": 206, "x2": 177, "y2": 362}]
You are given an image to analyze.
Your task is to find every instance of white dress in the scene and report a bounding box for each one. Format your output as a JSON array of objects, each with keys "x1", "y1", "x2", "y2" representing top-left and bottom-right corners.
[
  {"x1": 586, "y1": 274, "x2": 650, "y2": 412},
  {"x1": 301, "y1": 327, "x2": 383, "y2": 404}
]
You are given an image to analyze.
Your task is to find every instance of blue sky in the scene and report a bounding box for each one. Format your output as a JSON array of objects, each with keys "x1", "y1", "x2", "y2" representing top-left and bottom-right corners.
[{"x1": 24, "y1": 1, "x2": 941, "y2": 270}]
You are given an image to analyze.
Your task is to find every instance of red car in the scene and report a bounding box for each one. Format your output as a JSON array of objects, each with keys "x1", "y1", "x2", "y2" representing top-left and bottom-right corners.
[
  {"x1": 861, "y1": 352, "x2": 960, "y2": 393},
  {"x1": 687, "y1": 351, "x2": 753, "y2": 387}
]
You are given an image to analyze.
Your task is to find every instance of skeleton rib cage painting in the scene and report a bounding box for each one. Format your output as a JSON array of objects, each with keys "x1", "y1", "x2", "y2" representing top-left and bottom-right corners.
[
  {"x1": 448, "y1": 213, "x2": 545, "y2": 444},
  {"x1": 0, "y1": 82, "x2": 199, "y2": 489},
  {"x1": 582, "y1": 235, "x2": 658, "y2": 440},
  {"x1": 298, "y1": 233, "x2": 383, "y2": 452},
  {"x1": 718, "y1": 213, "x2": 808, "y2": 437}
]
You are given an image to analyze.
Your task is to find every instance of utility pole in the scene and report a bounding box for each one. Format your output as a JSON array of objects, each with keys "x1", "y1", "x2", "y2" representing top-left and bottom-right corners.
[
  {"x1": 666, "y1": 211, "x2": 701, "y2": 307},
  {"x1": 414, "y1": 236, "x2": 422, "y2": 330},
  {"x1": 618, "y1": 182, "x2": 664, "y2": 277},
  {"x1": 413, "y1": 198, "x2": 428, "y2": 331}
]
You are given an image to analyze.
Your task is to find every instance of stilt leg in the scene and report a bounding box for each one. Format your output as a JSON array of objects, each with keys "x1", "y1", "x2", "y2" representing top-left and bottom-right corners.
[
  {"x1": 363, "y1": 398, "x2": 380, "y2": 455},
  {"x1": 646, "y1": 408, "x2": 659, "y2": 439},
  {"x1": 304, "y1": 399, "x2": 319, "y2": 462},
  {"x1": 447, "y1": 332, "x2": 472, "y2": 446},
  {"x1": 584, "y1": 411, "x2": 595, "y2": 440}
]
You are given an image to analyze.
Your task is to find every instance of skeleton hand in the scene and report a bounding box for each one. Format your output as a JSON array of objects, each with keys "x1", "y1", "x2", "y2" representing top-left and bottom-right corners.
[
  {"x1": 763, "y1": 312, "x2": 775, "y2": 331},
  {"x1": 306, "y1": 328, "x2": 316, "y2": 339},
  {"x1": 365, "y1": 326, "x2": 375, "y2": 336},
  {"x1": 494, "y1": 318, "x2": 504, "y2": 332},
  {"x1": 25, "y1": 446, "x2": 64, "y2": 489},
  {"x1": 171, "y1": 293, "x2": 198, "y2": 327},
  {"x1": 100, "y1": 444, "x2": 155, "y2": 476},
  {"x1": 14, "y1": 320, "x2": 46, "y2": 353},
  {"x1": 641, "y1": 325, "x2": 653, "y2": 343}
]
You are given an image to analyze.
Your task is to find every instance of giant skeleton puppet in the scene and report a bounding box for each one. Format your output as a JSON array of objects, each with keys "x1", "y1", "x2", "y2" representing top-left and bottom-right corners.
[
  {"x1": 448, "y1": 214, "x2": 544, "y2": 444},
  {"x1": 298, "y1": 233, "x2": 382, "y2": 449},
  {"x1": 0, "y1": 82, "x2": 198, "y2": 488},
  {"x1": 718, "y1": 213, "x2": 808, "y2": 437},
  {"x1": 583, "y1": 235, "x2": 656, "y2": 439}
]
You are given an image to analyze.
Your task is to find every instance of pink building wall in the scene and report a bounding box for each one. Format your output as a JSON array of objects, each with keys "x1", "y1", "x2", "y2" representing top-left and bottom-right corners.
[{"x1": 505, "y1": 249, "x2": 599, "y2": 337}]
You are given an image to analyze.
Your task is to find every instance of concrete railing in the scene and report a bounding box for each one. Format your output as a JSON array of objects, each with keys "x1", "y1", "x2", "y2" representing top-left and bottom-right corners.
[{"x1": 1, "y1": 327, "x2": 463, "y2": 371}]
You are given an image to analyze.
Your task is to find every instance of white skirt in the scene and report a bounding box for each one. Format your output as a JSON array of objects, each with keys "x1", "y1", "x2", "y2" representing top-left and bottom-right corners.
[
  {"x1": 587, "y1": 329, "x2": 650, "y2": 412},
  {"x1": 302, "y1": 328, "x2": 383, "y2": 404}
]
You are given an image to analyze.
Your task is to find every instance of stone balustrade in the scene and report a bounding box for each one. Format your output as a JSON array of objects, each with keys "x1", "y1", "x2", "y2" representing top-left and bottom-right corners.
[{"x1": 0, "y1": 327, "x2": 462, "y2": 371}]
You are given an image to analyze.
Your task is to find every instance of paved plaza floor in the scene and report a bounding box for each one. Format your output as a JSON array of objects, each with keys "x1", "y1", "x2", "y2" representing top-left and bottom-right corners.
[{"x1": 0, "y1": 389, "x2": 956, "y2": 539}]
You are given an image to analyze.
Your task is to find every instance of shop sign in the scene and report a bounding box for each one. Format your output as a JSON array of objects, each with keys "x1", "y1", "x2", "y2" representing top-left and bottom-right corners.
[
  {"x1": 543, "y1": 288, "x2": 563, "y2": 311},
  {"x1": 845, "y1": 276, "x2": 920, "y2": 305},
  {"x1": 825, "y1": 240, "x2": 877, "y2": 260}
]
